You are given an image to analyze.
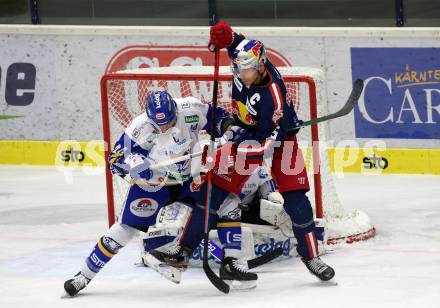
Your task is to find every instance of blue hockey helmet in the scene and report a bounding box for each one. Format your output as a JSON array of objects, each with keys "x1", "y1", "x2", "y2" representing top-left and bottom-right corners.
[
  {"x1": 232, "y1": 39, "x2": 267, "y2": 76},
  {"x1": 145, "y1": 91, "x2": 177, "y2": 126}
]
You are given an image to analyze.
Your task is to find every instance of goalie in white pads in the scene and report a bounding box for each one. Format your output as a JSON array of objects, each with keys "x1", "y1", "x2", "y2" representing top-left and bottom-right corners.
[{"x1": 64, "y1": 91, "x2": 232, "y2": 296}]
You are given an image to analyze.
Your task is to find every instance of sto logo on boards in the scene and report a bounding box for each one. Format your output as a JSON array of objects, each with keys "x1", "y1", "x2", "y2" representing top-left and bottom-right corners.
[
  {"x1": 60, "y1": 147, "x2": 85, "y2": 162},
  {"x1": 362, "y1": 154, "x2": 388, "y2": 170}
]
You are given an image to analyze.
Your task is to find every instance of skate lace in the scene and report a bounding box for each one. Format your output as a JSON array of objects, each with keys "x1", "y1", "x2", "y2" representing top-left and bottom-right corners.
[
  {"x1": 231, "y1": 259, "x2": 249, "y2": 273},
  {"x1": 307, "y1": 257, "x2": 327, "y2": 274},
  {"x1": 162, "y1": 244, "x2": 182, "y2": 257},
  {"x1": 72, "y1": 274, "x2": 89, "y2": 290}
]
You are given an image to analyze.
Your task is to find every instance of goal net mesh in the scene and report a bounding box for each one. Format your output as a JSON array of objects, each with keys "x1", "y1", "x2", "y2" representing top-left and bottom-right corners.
[{"x1": 101, "y1": 66, "x2": 375, "y2": 244}]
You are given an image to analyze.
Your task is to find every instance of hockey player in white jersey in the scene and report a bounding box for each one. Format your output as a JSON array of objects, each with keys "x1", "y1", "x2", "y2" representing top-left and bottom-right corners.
[{"x1": 64, "y1": 91, "x2": 231, "y2": 297}]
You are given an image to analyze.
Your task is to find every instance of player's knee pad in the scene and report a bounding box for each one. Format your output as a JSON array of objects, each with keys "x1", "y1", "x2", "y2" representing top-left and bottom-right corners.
[
  {"x1": 104, "y1": 223, "x2": 138, "y2": 251},
  {"x1": 281, "y1": 190, "x2": 314, "y2": 231}
]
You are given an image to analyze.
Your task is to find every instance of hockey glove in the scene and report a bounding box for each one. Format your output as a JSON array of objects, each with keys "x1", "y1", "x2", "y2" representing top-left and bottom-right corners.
[
  {"x1": 288, "y1": 110, "x2": 304, "y2": 135},
  {"x1": 125, "y1": 153, "x2": 153, "y2": 181},
  {"x1": 220, "y1": 125, "x2": 248, "y2": 144},
  {"x1": 109, "y1": 148, "x2": 129, "y2": 177},
  {"x1": 290, "y1": 118, "x2": 304, "y2": 135},
  {"x1": 208, "y1": 21, "x2": 233, "y2": 51}
]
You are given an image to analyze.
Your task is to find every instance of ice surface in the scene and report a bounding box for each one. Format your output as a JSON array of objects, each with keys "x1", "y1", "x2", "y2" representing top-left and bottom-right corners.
[{"x1": 0, "y1": 166, "x2": 439, "y2": 308}]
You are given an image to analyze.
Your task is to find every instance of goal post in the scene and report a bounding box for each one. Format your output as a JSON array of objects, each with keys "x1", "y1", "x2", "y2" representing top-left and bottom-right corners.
[{"x1": 100, "y1": 66, "x2": 375, "y2": 244}]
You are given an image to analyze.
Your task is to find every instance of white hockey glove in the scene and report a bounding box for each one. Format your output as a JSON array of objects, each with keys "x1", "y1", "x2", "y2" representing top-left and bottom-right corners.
[
  {"x1": 260, "y1": 194, "x2": 294, "y2": 237},
  {"x1": 267, "y1": 192, "x2": 284, "y2": 204},
  {"x1": 125, "y1": 153, "x2": 153, "y2": 181},
  {"x1": 220, "y1": 125, "x2": 248, "y2": 144}
]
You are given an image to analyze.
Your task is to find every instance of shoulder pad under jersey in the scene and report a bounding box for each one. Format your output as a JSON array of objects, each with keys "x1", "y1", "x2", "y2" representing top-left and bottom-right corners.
[
  {"x1": 125, "y1": 113, "x2": 158, "y2": 148},
  {"x1": 175, "y1": 96, "x2": 207, "y2": 112}
]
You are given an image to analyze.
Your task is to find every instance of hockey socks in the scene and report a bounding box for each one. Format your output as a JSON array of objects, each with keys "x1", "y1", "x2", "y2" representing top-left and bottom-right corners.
[
  {"x1": 79, "y1": 223, "x2": 137, "y2": 281},
  {"x1": 281, "y1": 190, "x2": 319, "y2": 259},
  {"x1": 81, "y1": 235, "x2": 122, "y2": 279},
  {"x1": 217, "y1": 220, "x2": 242, "y2": 258}
]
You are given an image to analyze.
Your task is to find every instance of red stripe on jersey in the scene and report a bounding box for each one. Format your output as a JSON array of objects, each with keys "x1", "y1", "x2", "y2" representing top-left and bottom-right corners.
[
  {"x1": 305, "y1": 231, "x2": 318, "y2": 259},
  {"x1": 269, "y1": 83, "x2": 284, "y2": 125},
  {"x1": 311, "y1": 231, "x2": 318, "y2": 257},
  {"x1": 271, "y1": 83, "x2": 283, "y2": 111}
]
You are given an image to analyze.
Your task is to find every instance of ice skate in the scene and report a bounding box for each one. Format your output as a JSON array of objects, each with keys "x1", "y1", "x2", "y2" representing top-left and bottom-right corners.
[
  {"x1": 220, "y1": 257, "x2": 258, "y2": 290},
  {"x1": 64, "y1": 272, "x2": 90, "y2": 297},
  {"x1": 142, "y1": 245, "x2": 191, "y2": 284},
  {"x1": 146, "y1": 245, "x2": 190, "y2": 271},
  {"x1": 302, "y1": 256, "x2": 335, "y2": 281}
]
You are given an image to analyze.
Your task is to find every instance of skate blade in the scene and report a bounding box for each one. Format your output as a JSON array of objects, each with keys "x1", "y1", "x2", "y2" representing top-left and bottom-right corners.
[
  {"x1": 143, "y1": 254, "x2": 182, "y2": 284},
  {"x1": 322, "y1": 278, "x2": 338, "y2": 286},
  {"x1": 60, "y1": 291, "x2": 85, "y2": 299},
  {"x1": 134, "y1": 258, "x2": 146, "y2": 267},
  {"x1": 167, "y1": 263, "x2": 188, "y2": 272},
  {"x1": 224, "y1": 279, "x2": 257, "y2": 291}
]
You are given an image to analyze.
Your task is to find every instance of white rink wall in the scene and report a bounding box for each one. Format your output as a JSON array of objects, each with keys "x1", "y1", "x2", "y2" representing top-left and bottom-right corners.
[{"x1": 0, "y1": 25, "x2": 439, "y2": 149}]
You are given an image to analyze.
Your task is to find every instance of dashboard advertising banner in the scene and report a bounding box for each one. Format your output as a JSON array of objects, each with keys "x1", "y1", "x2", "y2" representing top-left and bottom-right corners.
[{"x1": 351, "y1": 48, "x2": 440, "y2": 139}]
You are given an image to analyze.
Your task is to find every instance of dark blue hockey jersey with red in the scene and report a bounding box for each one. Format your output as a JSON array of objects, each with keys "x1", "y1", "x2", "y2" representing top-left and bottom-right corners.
[{"x1": 227, "y1": 34, "x2": 302, "y2": 158}]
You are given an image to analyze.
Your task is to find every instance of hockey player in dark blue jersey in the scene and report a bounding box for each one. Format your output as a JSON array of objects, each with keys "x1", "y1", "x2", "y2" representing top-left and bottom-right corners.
[{"x1": 208, "y1": 21, "x2": 335, "y2": 282}]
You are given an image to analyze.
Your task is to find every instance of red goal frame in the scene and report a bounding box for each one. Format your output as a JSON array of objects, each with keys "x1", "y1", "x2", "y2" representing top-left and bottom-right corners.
[{"x1": 100, "y1": 73, "x2": 322, "y2": 227}]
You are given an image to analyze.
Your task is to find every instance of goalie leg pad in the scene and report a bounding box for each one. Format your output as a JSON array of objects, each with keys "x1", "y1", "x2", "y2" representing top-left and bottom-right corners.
[
  {"x1": 259, "y1": 198, "x2": 288, "y2": 226},
  {"x1": 142, "y1": 202, "x2": 192, "y2": 252}
]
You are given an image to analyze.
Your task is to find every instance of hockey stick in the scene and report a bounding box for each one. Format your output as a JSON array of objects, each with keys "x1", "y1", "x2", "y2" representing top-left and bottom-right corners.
[
  {"x1": 247, "y1": 247, "x2": 283, "y2": 269},
  {"x1": 200, "y1": 239, "x2": 284, "y2": 269},
  {"x1": 144, "y1": 79, "x2": 364, "y2": 171},
  {"x1": 201, "y1": 0, "x2": 230, "y2": 294},
  {"x1": 288, "y1": 79, "x2": 364, "y2": 131}
]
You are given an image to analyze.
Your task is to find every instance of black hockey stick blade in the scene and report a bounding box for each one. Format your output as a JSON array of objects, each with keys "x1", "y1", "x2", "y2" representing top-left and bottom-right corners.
[
  {"x1": 203, "y1": 262, "x2": 230, "y2": 294},
  {"x1": 289, "y1": 79, "x2": 364, "y2": 131},
  {"x1": 202, "y1": 226, "x2": 230, "y2": 294},
  {"x1": 247, "y1": 247, "x2": 284, "y2": 269}
]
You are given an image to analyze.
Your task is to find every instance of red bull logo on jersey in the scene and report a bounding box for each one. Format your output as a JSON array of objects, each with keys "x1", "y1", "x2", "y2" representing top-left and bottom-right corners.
[
  {"x1": 232, "y1": 100, "x2": 257, "y2": 125},
  {"x1": 130, "y1": 198, "x2": 159, "y2": 217}
]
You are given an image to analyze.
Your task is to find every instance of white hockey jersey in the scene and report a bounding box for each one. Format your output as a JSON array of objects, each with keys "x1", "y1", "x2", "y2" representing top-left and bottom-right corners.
[{"x1": 111, "y1": 96, "x2": 229, "y2": 186}]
